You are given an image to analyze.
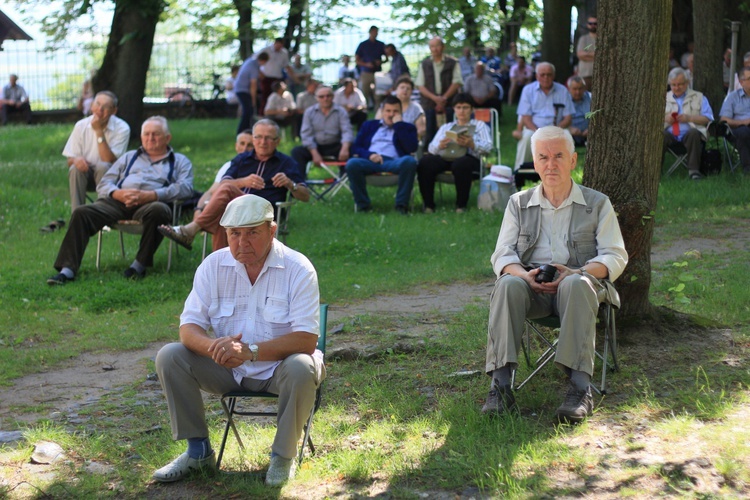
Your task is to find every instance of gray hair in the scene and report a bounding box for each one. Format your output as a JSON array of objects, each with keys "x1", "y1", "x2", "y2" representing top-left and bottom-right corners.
[
  {"x1": 253, "y1": 118, "x2": 281, "y2": 138},
  {"x1": 668, "y1": 67, "x2": 689, "y2": 83},
  {"x1": 531, "y1": 126, "x2": 575, "y2": 156},
  {"x1": 567, "y1": 75, "x2": 586, "y2": 87},
  {"x1": 535, "y1": 62, "x2": 555, "y2": 76},
  {"x1": 95, "y1": 90, "x2": 118, "y2": 108},
  {"x1": 141, "y1": 116, "x2": 170, "y2": 135}
]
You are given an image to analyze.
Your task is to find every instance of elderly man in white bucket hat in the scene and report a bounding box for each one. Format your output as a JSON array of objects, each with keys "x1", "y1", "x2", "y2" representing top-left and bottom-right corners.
[{"x1": 153, "y1": 194, "x2": 324, "y2": 487}]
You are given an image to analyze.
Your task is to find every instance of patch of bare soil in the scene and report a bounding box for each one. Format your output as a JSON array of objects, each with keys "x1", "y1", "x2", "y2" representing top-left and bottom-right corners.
[{"x1": 1, "y1": 232, "x2": 749, "y2": 498}]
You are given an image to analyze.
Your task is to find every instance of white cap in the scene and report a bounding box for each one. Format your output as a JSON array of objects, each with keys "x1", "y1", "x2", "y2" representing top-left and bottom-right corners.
[{"x1": 220, "y1": 194, "x2": 275, "y2": 228}]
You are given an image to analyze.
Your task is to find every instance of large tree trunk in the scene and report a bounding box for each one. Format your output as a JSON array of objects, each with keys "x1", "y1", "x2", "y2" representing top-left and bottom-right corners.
[
  {"x1": 692, "y1": 0, "x2": 725, "y2": 116},
  {"x1": 93, "y1": 0, "x2": 164, "y2": 138},
  {"x1": 541, "y1": 0, "x2": 573, "y2": 81},
  {"x1": 458, "y1": 0, "x2": 480, "y2": 49},
  {"x1": 500, "y1": 0, "x2": 529, "y2": 50},
  {"x1": 284, "y1": 0, "x2": 306, "y2": 53},
  {"x1": 583, "y1": 0, "x2": 672, "y2": 321},
  {"x1": 234, "y1": 0, "x2": 254, "y2": 61}
]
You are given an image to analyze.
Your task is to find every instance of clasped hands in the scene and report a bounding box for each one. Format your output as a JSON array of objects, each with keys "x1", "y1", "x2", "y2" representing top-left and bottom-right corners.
[
  {"x1": 113, "y1": 189, "x2": 155, "y2": 208},
  {"x1": 239, "y1": 173, "x2": 294, "y2": 191},
  {"x1": 208, "y1": 333, "x2": 248, "y2": 368},
  {"x1": 523, "y1": 264, "x2": 580, "y2": 294}
]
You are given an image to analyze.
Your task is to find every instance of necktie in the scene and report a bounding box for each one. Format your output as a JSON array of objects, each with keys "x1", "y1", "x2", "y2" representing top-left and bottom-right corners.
[{"x1": 672, "y1": 112, "x2": 680, "y2": 137}]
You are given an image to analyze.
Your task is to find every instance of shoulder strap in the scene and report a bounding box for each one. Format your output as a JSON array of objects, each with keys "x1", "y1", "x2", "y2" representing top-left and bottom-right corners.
[{"x1": 116, "y1": 151, "x2": 141, "y2": 189}]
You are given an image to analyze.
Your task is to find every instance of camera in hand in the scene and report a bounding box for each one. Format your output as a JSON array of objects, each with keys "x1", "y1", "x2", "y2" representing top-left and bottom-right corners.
[{"x1": 534, "y1": 264, "x2": 557, "y2": 283}]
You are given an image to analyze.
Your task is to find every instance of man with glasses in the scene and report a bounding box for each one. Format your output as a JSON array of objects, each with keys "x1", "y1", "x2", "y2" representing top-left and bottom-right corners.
[
  {"x1": 159, "y1": 119, "x2": 309, "y2": 253},
  {"x1": 514, "y1": 62, "x2": 575, "y2": 171},
  {"x1": 576, "y1": 16, "x2": 597, "y2": 91},
  {"x1": 720, "y1": 66, "x2": 750, "y2": 175},
  {"x1": 291, "y1": 86, "x2": 353, "y2": 169},
  {"x1": 62, "y1": 91, "x2": 131, "y2": 212},
  {"x1": 663, "y1": 67, "x2": 713, "y2": 180}
]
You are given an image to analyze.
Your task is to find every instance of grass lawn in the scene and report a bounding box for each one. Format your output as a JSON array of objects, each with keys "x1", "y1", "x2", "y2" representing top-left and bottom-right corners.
[{"x1": 0, "y1": 113, "x2": 749, "y2": 498}]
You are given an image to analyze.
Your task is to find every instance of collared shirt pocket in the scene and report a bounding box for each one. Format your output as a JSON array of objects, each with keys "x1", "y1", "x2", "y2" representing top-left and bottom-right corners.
[
  {"x1": 258, "y1": 296, "x2": 291, "y2": 341},
  {"x1": 208, "y1": 300, "x2": 236, "y2": 336}
]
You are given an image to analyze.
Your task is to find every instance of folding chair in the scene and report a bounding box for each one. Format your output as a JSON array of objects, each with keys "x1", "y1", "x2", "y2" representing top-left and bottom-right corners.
[
  {"x1": 708, "y1": 120, "x2": 740, "y2": 174},
  {"x1": 95, "y1": 200, "x2": 181, "y2": 272},
  {"x1": 511, "y1": 282, "x2": 620, "y2": 395},
  {"x1": 305, "y1": 158, "x2": 350, "y2": 201},
  {"x1": 201, "y1": 197, "x2": 297, "y2": 260},
  {"x1": 436, "y1": 108, "x2": 500, "y2": 200},
  {"x1": 665, "y1": 143, "x2": 689, "y2": 176},
  {"x1": 216, "y1": 304, "x2": 328, "y2": 469}
]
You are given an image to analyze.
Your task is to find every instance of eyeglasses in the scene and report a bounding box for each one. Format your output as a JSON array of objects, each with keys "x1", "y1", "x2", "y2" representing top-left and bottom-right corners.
[
  {"x1": 316, "y1": 94, "x2": 333, "y2": 99},
  {"x1": 587, "y1": 22, "x2": 598, "y2": 26}
]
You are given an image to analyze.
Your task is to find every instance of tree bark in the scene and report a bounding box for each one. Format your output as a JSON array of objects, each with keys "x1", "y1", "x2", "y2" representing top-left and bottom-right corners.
[
  {"x1": 692, "y1": 0, "x2": 724, "y2": 116},
  {"x1": 501, "y1": 0, "x2": 529, "y2": 49},
  {"x1": 541, "y1": 0, "x2": 573, "y2": 81},
  {"x1": 93, "y1": 0, "x2": 165, "y2": 139},
  {"x1": 583, "y1": 0, "x2": 672, "y2": 320},
  {"x1": 458, "y1": 0, "x2": 480, "y2": 49},
  {"x1": 234, "y1": 0, "x2": 254, "y2": 61},
  {"x1": 284, "y1": 0, "x2": 306, "y2": 53}
]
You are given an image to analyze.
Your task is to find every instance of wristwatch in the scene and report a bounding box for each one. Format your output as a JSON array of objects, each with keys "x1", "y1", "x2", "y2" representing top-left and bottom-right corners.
[
  {"x1": 291, "y1": 182, "x2": 298, "y2": 192},
  {"x1": 249, "y1": 344, "x2": 259, "y2": 362},
  {"x1": 97, "y1": 136, "x2": 105, "y2": 144}
]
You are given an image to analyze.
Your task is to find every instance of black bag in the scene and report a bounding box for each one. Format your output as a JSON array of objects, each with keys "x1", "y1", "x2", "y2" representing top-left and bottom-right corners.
[
  {"x1": 700, "y1": 149, "x2": 722, "y2": 176},
  {"x1": 701, "y1": 130, "x2": 722, "y2": 176}
]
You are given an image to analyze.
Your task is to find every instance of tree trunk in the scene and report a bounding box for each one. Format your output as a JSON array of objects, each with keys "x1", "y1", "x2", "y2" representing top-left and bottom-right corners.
[
  {"x1": 234, "y1": 0, "x2": 254, "y2": 61},
  {"x1": 502, "y1": 0, "x2": 529, "y2": 49},
  {"x1": 583, "y1": 0, "x2": 672, "y2": 321},
  {"x1": 284, "y1": 0, "x2": 306, "y2": 53},
  {"x1": 93, "y1": 0, "x2": 165, "y2": 139},
  {"x1": 692, "y1": 0, "x2": 724, "y2": 116},
  {"x1": 458, "y1": 0, "x2": 480, "y2": 49},
  {"x1": 541, "y1": 0, "x2": 573, "y2": 81}
]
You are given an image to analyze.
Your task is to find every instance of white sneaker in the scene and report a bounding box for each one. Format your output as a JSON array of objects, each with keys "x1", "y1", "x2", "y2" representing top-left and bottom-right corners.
[
  {"x1": 152, "y1": 451, "x2": 216, "y2": 483},
  {"x1": 265, "y1": 455, "x2": 297, "y2": 486}
]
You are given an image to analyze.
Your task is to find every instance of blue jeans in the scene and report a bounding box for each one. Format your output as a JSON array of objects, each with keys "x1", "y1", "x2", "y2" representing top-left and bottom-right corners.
[
  {"x1": 346, "y1": 155, "x2": 417, "y2": 210},
  {"x1": 236, "y1": 91, "x2": 254, "y2": 135}
]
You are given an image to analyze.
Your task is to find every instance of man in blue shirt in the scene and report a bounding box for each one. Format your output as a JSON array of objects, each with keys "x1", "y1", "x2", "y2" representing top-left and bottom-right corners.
[
  {"x1": 345, "y1": 95, "x2": 419, "y2": 214},
  {"x1": 566, "y1": 76, "x2": 592, "y2": 147},
  {"x1": 514, "y1": 62, "x2": 575, "y2": 170},
  {"x1": 355, "y1": 26, "x2": 385, "y2": 109},
  {"x1": 719, "y1": 66, "x2": 750, "y2": 174},
  {"x1": 235, "y1": 52, "x2": 270, "y2": 134},
  {"x1": 663, "y1": 67, "x2": 713, "y2": 180}
]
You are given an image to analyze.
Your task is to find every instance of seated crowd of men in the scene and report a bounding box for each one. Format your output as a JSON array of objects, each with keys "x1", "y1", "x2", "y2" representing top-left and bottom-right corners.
[{"x1": 52, "y1": 27, "x2": 750, "y2": 490}]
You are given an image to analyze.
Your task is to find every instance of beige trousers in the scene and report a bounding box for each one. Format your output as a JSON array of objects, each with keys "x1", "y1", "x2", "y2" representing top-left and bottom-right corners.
[
  {"x1": 156, "y1": 342, "x2": 325, "y2": 460},
  {"x1": 486, "y1": 273, "x2": 604, "y2": 376},
  {"x1": 68, "y1": 163, "x2": 109, "y2": 212}
]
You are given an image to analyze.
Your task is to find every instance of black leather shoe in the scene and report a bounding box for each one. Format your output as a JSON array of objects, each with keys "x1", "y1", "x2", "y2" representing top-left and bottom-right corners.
[
  {"x1": 395, "y1": 205, "x2": 409, "y2": 215},
  {"x1": 123, "y1": 267, "x2": 146, "y2": 280},
  {"x1": 556, "y1": 383, "x2": 593, "y2": 423},
  {"x1": 481, "y1": 382, "x2": 517, "y2": 416},
  {"x1": 47, "y1": 273, "x2": 73, "y2": 286}
]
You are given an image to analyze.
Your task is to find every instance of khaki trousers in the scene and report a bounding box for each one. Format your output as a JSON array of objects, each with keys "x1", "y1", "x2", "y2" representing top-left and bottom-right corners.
[
  {"x1": 486, "y1": 273, "x2": 604, "y2": 376},
  {"x1": 68, "y1": 163, "x2": 109, "y2": 212},
  {"x1": 155, "y1": 343, "x2": 325, "y2": 460}
]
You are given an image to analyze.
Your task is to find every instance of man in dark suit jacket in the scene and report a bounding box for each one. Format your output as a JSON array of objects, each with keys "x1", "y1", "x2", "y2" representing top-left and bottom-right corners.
[{"x1": 345, "y1": 95, "x2": 418, "y2": 214}]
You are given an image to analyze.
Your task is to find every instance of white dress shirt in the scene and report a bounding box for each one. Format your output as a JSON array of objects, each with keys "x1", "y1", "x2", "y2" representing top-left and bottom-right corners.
[{"x1": 62, "y1": 115, "x2": 131, "y2": 169}]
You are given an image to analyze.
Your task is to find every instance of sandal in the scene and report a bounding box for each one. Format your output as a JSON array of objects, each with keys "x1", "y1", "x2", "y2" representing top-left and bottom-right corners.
[{"x1": 39, "y1": 219, "x2": 66, "y2": 233}]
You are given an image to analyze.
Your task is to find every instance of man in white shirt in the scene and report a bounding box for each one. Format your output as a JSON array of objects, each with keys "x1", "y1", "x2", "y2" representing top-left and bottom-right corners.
[
  {"x1": 256, "y1": 38, "x2": 296, "y2": 115},
  {"x1": 153, "y1": 194, "x2": 324, "y2": 487},
  {"x1": 483, "y1": 126, "x2": 627, "y2": 423},
  {"x1": 62, "y1": 91, "x2": 131, "y2": 212},
  {"x1": 333, "y1": 78, "x2": 367, "y2": 130},
  {"x1": 1, "y1": 74, "x2": 32, "y2": 125}
]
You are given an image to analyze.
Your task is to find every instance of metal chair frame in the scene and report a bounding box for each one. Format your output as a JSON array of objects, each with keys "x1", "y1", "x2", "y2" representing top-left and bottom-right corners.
[
  {"x1": 95, "y1": 200, "x2": 181, "y2": 272},
  {"x1": 665, "y1": 142, "x2": 689, "y2": 176},
  {"x1": 216, "y1": 304, "x2": 328, "y2": 469},
  {"x1": 511, "y1": 301, "x2": 619, "y2": 395},
  {"x1": 305, "y1": 158, "x2": 350, "y2": 201}
]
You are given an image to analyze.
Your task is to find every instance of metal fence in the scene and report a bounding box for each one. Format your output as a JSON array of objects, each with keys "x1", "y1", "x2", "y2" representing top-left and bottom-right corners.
[{"x1": 0, "y1": 30, "x2": 430, "y2": 111}]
